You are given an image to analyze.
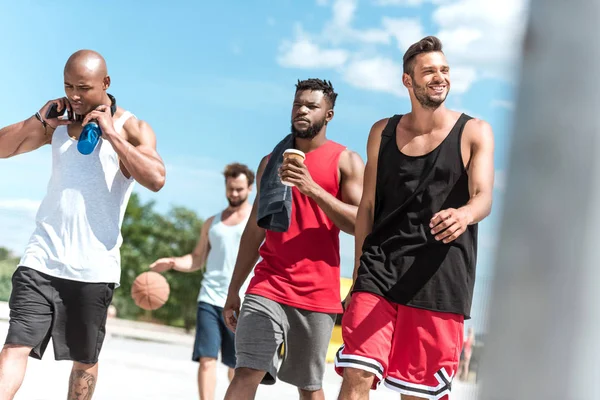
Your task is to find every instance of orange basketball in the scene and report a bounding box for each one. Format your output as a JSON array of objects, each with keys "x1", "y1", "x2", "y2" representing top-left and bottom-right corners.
[{"x1": 131, "y1": 271, "x2": 170, "y2": 311}]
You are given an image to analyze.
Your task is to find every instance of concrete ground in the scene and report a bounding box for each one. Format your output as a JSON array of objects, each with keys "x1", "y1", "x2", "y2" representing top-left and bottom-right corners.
[{"x1": 0, "y1": 302, "x2": 479, "y2": 399}]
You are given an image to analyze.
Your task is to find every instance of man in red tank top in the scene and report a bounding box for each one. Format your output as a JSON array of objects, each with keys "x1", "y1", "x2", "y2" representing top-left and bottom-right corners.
[{"x1": 222, "y1": 79, "x2": 365, "y2": 400}]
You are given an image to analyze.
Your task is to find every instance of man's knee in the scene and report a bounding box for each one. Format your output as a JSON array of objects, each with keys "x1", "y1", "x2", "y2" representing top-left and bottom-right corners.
[
  {"x1": 231, "y1": 367, "x2": 266, "y2": 385},
  {"x1": 342, "y1": 367, "x2": 375, "y2": 385},
  {"x1": 299, "y1": 387, "x2": 324, "y2": 400},
  {"x1": 72, "y1": 361, "x2": 98, "y2": 371},
  {"x1": 1, "y1": 344, "x2": 32, "y2": 360},
  {"x1": 198, "y1": 357, "x2": 217, "y2": 370}
]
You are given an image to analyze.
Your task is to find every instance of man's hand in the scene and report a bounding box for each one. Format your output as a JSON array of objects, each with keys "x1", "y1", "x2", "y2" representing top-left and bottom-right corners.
[
  {"x1": 430, "y1": 208, "x2": 472, "y2": 244},
  {"x1": 39, "y1": 98, "x2": 73, "y2": 129},
  {"x1": 82, "y1": 104, "x2": 117, "y2": 138},
  {"x1": 279, "y1": 157, "x2": 319, "y2": 197},
  {"x1": 343, "y1": 291, "x2": 353, "y2": 312},
  {"x1": 149, "y1": 257, "x2": 175, "y2": 273},
  {"x1": 223, "y1": 293, "x2": 241, "y2": 332}
]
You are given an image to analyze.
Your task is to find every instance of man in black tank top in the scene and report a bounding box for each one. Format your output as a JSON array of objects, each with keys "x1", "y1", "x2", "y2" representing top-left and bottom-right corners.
[{"x1": 334, "y1": 36, "x2": 495, "y2": 400}]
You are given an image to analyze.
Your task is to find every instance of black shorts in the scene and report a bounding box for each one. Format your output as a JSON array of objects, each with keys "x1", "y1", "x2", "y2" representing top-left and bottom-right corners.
[{"x1": 5, "y1": 266, "x2": 115, "y2": 364}]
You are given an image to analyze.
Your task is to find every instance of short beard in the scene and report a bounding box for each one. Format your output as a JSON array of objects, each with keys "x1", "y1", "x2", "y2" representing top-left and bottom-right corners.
[
  {"x1": 291, "y1": 118, "x2": 326, "y2": 139},
  {"x1": 413, "y1": 81, "x2": 448, "y2": 110},
  {"x1": 227, "y1": 197, "x2": 246, "y2": 208}
]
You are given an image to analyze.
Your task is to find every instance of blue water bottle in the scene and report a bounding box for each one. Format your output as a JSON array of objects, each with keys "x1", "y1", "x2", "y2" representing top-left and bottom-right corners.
[{"x1": 77, "y1": 121, "x2": 102, "y2": 155}]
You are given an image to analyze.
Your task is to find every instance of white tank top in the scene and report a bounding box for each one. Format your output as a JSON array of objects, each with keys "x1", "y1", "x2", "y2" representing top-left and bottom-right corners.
[
  {"x1": 198, "y1": 211, "x2": 250, "y2": 307},
  {"x1": 19, "y1": 112, "x2": 136, "y2": 285}
]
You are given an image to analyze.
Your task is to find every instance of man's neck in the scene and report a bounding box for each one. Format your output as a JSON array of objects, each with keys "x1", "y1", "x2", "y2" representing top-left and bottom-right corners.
[
  {"x1": 74, "y1": 92, "x2": 113, "y2": 122},
  {"x1": 407, "y1": 102, "x2": 450, "y2": 135},
  {"x1": 224, "y1": 201, "x2": 251, "y2": 215},
  {"x1": 294, "y1": 130, "x2": 328, "y2": 154}
]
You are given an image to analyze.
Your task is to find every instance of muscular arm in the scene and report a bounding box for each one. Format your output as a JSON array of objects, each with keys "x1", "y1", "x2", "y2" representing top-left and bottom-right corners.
[
  {"x1": 226, "y1": 156, "x2": 268, "y2": 296},
  {"x1": 351, "y1": 119, "x2": 387, "y2": 282},
  {"x1": 106, "y1": 118, "x2": 166, "y2": 192},
  {"x1": 460, "y1": 120, "x2": 495, "y2": 224},
  {"x1": 172, "y1": 217, "x2": 213, "y2": 273},
  {"x1": 0, "y1": 116, "x2": 52, "y2": 158},
  {"x1": 308, "y1": 149, "x2": 364, "y2": 235},
  {"x1": 430, "y1": 119, "x2": 495, "y2": 243},
  {"x1": 0, "y1": 99, "x2": 73, "y2": 158}
]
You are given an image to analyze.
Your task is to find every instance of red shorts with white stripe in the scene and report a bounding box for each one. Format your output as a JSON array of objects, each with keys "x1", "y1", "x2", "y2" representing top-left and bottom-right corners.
[{"x1": 334, "y1": 292, "x2": 464, "y2": 399}]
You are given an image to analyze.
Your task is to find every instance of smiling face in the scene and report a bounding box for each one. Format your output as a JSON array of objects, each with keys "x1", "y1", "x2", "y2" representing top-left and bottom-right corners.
[{"x1": 404, "y1": 51, "x2": 450, "y2": 110}]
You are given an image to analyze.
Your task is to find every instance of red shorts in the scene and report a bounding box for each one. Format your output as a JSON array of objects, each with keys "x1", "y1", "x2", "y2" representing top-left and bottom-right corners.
[{"x1": 335, "y1": 292, "x2": 464, "y2": 399}]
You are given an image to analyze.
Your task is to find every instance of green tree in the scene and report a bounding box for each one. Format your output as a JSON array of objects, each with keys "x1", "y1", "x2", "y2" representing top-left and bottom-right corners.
[
  {"x1": 115, "y1": 193, "x2": 204, "y2": 331},
  {"x1": 0, "y1": 247, "x2": 19, "y2": 301}
]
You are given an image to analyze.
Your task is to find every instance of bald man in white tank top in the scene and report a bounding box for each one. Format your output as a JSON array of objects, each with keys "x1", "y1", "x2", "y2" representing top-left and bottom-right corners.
[
  {"x1": 150, "y1": 163, "x2": 255, "y2": 400},
  {"x1": 0, "y1": 50, "x2": 166, "y2": 400}
]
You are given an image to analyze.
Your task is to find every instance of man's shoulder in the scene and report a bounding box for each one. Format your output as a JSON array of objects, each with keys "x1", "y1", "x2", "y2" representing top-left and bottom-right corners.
[{"x1": 462, "y1": 115, "x2": 494, "y2": 144}]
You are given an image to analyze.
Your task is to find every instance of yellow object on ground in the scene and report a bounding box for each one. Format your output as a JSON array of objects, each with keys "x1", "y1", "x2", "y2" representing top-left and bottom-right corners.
[{"x1": 326, "y1": 277, "x2": 353, "y2": 363}]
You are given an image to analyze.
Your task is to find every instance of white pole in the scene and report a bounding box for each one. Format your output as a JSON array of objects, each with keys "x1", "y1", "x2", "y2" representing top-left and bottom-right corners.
[{"x1": 478, "y1": 0, "x2": 600, "y2": 398}]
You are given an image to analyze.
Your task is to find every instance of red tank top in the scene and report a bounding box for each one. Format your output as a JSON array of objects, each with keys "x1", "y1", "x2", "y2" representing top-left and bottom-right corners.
[{"x1": 246, "y1": 140, "x2": 346, "y2": 314}]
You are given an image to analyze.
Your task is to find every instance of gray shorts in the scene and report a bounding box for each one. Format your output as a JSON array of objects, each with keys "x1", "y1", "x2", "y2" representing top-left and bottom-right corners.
[{"x1": 235, "y1": 294, "x2": 336, "y2": 391}]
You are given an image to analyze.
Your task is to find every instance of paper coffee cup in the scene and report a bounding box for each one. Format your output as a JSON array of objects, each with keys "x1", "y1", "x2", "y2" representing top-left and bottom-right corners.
[{"x1": 282, "y1": 149, "x2": 306, "y2": 187}]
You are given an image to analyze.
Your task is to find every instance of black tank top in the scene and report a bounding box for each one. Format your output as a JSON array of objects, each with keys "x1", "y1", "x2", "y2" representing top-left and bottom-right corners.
[{"x1": 354, "y1": 113, "x2": 478, "y2": 318}]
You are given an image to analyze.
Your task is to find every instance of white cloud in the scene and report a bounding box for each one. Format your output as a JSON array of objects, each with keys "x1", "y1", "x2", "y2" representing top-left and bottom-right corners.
[
  {"x1": 449, "y1": 66, "x2": 478, "y2": 94},
  {"x1": 374, "y1": 0, "x2": 451, "y2": 5},
  {"x1": 323, "y1": 0, "x2": 390, "y2": 45},
  {"x1": 277, "y1": 36, "x2": 349, "y2": 69},
  {"x1": 433, "y1": 0, "x2": 528, "y2": 80},
  {"x1": 343, "y1": 57, "x2": 406, "y2": 97},
  {"x1": 382, "y1": 17, "x2": 425, "y2": 51},
  {"x1": 280, "y1": 0, "x2": 528, "y2": 97},
  {"x1": 374, "y1": 0, "x2": 426, "y2": 5},
  {"x1": 0, "y1": 199, "x2": 41, "y2": 213},
  {"x1": 491, "y1": 100, "x2": 515, "y2": 111},
  {"x1": 332, "y1": 0, "x2": 356, "y2": 28}
]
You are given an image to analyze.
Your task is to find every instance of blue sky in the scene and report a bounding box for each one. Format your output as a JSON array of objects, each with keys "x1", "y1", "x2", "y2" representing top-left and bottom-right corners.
[{"x1": 0, "y1": 0, "x2": 527, "y2": 331}]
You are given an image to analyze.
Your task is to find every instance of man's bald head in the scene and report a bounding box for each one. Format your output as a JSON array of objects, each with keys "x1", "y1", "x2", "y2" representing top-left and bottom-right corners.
[
  {"x1": 64, "y1": 50, "x2": 108, "y2": 78},
  {"x1": 63, "y1": 50, "x2": 111, "y2": 116}
]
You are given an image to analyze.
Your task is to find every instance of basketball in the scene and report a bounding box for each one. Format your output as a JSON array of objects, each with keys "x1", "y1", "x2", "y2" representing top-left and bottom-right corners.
[{"x1": 131, "y1": 271, "x2": 170, "y2": 311}]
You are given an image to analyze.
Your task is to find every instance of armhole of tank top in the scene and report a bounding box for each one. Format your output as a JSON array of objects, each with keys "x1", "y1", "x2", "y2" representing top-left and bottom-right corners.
[
  {"x1": 333, "y1": 145, "x2": 346, "y2": 197},
  {"x1": 456, "y1": 113, "x2": 472, "y2": 173},
  {"x1": 115, "y1": 111, "x2": 134, "y2": 133},
  {"x1": 373, "y1": 115, "x2": 401, "y2": 217},
  {"x1": 51, "y1": 125, "x2": 67, "y2": 144},
  {"x1": 377, "y1": 115, "x2": 401, "y2": 164},
  {"x1": 115, "y1": 111, "x2": 137, "y2": 182}
]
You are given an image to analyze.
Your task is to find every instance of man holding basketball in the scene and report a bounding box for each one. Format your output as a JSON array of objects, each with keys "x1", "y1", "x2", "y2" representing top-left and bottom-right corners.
[
  {"x1": 150, "y1": 162, "x2": 255, "y2": 400},
  {"x1": 223, "y1": 79, "x2": 365, "y2": 400},
  {"x1": 0, "y1": 50, "x2": 166, "y2": 400},
  {"x1": 334, "y1": 36, "x2": 494, "y2": 400}
]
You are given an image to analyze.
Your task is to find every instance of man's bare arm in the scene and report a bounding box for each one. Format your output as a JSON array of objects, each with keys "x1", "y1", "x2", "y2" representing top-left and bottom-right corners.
[
  {"x1": 461, "y1": 120, "x2": 495, "y2": 223},
  {"x1": 174, "y1": 216, "x2": 213, "y2": 272},
  {"x1": 226, "y1": 156, "x2": 268, "y2": 296},
  {"x1": 312, "y1": 149, "x2": 364, "y2": 235},
  {"x1": 430, "y1": 119, "x2": 495, "y2": 243},
  {"x1": 81, "y1": 106, "x2": 166, "y2": 192},
  {"x1": 0, "y1": 99, "x2": 71, "y2": 158},
  {"x1": 115, "y1": 119, "x2": 166, "y2": 192},
  {"x1": 149, "y1": 217, "x2": 213, "y2": 273},
  {"x1": 352, "y1": 119, "x2": 387, "y2": 282}
]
